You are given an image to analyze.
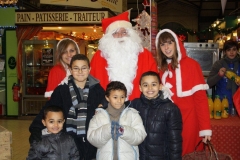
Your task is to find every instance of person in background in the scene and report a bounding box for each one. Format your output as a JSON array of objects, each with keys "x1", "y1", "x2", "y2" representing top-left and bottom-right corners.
[
  {"x1": 207, "y1": 40, "x2": 240, "y2": 114},
  {"x1": 90, "y1": 11, "x2": 158, "y2": 100},
  {"x1": 87, "y1": 81, "x2": 146, "y2": 160},
  {"x1": 29, "y1": 54, "x2": 105, "y2": 160},
  {"x1": 45, "y1": 38, "x2": 80, "y2": 98},
  {"x1": 155, "y1": 29, "x2": 211, "y2": 156},
  {"x1": 131, "y1": 71, "x2": 182, "y2": 160},
  {"x1": 27, "y1": 105, "x2": 79, "y2": 160}
]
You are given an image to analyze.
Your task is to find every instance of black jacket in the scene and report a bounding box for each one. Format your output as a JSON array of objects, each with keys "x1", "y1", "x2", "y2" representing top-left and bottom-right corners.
[
  {"x1": 29, "y1": 75, "x2": 105, "y2": 160},
  {"x1": 27, "y1": 131, "x2": 79, "y2": 160},
  {"x1": 130, "y1": 91, "x2": 182, "y2": 160}
]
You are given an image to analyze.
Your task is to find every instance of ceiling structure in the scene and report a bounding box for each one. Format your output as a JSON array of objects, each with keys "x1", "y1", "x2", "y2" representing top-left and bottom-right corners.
[
  {"x1": 17, "y1": 0, "x2": 240, "y2": 39},
  {"x1": 128, "y1": 0, "x2": 240, "y2": 26}
]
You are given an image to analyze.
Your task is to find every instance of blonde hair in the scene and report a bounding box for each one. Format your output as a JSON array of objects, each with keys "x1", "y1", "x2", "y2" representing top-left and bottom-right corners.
[{"x1": 56, "y1": 38, "x2": 80, "y2": 66}]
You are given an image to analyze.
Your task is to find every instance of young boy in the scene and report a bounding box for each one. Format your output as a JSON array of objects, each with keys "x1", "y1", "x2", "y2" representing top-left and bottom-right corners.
[
  {"x1": 29, "y1": 54, "x2": 105, "y2": 160},
  {"x1": 131, "y1": 71, "x2": 182, "y2": 160},
  {"x1": 87, "y1": 81, "x2": 147, "y2": 160},
  {"x1": 27, "y1": 105, "x2": 79, "y2": 160}
]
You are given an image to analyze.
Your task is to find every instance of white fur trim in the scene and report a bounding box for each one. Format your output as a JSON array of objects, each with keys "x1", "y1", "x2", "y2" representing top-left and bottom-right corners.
[
  {"x1": 44, "y1": 91, "x2": 53, "y2": 98},
  {"x1": 106, "y1": 20, "x2": 132, "y2": 34},
  {"x1": 57, "y1": 38, "x2": 81, "y2": 54},
  {"x1": 178, "y1": 84, "x2": 209, "y2": 97},
  {"x1": 176, "y1": 66, "x2": 182, "y2": 97},
  {"x1": 60, "y1": 76, "x2": 69, "y2": 85},
  {"x1": 175, "y1": 64, "x2": 209, "y2": 97},
  {"x1": 199, "y1": 130, "x2": 212, "y2": 137},
  {"x1": 155, "y1": 29, "x2": 182, "y2": 61}
]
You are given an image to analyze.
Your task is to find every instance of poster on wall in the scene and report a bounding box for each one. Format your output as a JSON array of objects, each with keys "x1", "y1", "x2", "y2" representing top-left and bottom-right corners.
[{"x1": 42, "y1": 48, "x2": 53, "y2": 65}]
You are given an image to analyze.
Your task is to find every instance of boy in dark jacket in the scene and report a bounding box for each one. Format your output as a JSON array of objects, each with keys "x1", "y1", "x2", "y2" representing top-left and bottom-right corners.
[
  {"x1": 29, "y1": 54, "x2": 105, "y2": 160},
  {"x1": 131, "y1": 71, "x2": 182, "y2": 160},
  {"x1": 27, "y1": 105, "x2": 79, "y2": 160}
]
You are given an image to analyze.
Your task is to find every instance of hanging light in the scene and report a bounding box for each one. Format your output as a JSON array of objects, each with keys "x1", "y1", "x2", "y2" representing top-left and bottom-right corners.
[
  {"x1": 93, "y1": 25, "x2": 97, "y2": 32},
  {"x1": 237, "y1": 16, "x2": 240, "y2": 23},
  {"x1": 0, "y1": 0, "x2": 18, "y2": 7}
]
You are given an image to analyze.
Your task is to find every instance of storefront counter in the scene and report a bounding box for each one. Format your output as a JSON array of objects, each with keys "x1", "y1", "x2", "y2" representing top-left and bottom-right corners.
[{"x1": 211, "y1": 116, "x2": 240, "y2": 160}]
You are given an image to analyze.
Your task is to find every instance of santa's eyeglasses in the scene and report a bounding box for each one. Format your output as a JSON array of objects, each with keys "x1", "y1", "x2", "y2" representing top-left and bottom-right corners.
[{"x1": 112, "y1": 29, "x2": 128, "y2": 37}]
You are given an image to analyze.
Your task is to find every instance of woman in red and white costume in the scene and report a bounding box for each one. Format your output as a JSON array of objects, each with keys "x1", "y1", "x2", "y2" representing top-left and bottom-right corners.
[
  {"x1": 44, "y1": 38, "x2": 80, "y2": 98},
  {"x1": 155, "y1": 29, "x2": 212, "y2": 156}
]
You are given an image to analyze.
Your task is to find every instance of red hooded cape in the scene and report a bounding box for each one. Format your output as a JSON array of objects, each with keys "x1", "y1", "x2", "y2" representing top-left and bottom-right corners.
[{"x1": 155, "y1": 29, "x2": 211, "y2": 155}]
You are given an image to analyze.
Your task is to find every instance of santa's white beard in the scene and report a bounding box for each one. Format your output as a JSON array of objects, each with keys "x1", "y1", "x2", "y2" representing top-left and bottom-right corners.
[{"x1": 99, "y1": 30, "x2": 143, "y2": 99}]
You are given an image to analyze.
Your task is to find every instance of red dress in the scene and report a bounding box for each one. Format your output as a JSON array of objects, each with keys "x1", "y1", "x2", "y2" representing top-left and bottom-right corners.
[
  {"x1": 44, "y1": 64, "x2": 67, "y2": 98},
  {"x1": 90, "y1": 48, "x2": 158, "y2": 100},
  {"x1": 157, "y1": 29, "x2": 211, "y2": 155}
]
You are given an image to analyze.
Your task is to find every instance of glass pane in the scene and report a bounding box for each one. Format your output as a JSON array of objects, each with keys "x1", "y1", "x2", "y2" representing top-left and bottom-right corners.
[{"x1": 23, "y1": 40, "x2": 56, "y2": 96}]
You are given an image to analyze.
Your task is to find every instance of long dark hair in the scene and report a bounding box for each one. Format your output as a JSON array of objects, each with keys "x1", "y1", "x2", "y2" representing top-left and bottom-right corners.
[{"x1": 156, "y1": 32, "x2": 179, "y2": 71}]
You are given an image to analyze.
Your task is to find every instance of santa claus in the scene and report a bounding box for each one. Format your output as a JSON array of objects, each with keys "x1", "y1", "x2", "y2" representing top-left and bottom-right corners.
[{"x1": 90, "y1": 11, "x2": 158, "y2": 100}]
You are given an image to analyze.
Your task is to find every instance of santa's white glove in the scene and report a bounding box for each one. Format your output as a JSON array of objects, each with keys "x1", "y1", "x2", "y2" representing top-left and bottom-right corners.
[{"x1": 161, "y1": 85, "x2": 174, "y2": 102}]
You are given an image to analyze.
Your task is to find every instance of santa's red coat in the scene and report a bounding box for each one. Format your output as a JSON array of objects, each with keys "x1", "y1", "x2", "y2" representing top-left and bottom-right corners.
[{"x1": 90, "y1": 48, "x2": 158, "y2": 100}]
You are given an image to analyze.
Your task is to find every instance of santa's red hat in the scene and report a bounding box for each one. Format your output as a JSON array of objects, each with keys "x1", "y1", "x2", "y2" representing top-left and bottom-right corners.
[{"x1": 102, "y1": 11, "x2": 132, "y2": 34}]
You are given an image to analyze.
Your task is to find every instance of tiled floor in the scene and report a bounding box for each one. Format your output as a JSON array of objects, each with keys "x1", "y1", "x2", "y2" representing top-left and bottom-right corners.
[{"x1": 0, "y1": 118, "x2": 33, "y2": 160}]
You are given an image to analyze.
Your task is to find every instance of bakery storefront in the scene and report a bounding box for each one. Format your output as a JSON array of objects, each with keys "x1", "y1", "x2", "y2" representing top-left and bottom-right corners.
[{"x1": 15, "y1": 9, "x2": 115, "y2": 116}]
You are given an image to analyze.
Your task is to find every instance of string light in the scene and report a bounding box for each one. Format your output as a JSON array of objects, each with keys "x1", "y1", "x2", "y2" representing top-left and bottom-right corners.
[
  {"x1": 0, "y1": 26, "x2": 17, "y2": 36},
  {"x1": 159, "y1": 17, "x2": 240, "y2": 36},
  {"x1": 93, "y1": 25, "x2": 96, "y2": 32},
  {"x1": 0, "y1": 0, "x2": 18, "y2": 8},
  {"x1": 0, "y1": 25, "x2": 17, "y2": 29}
]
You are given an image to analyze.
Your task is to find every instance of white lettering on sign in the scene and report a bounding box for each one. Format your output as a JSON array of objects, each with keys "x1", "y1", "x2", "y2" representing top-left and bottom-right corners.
[{"x1": 15, "y1": 11, "x2": 109, "y2": 24}]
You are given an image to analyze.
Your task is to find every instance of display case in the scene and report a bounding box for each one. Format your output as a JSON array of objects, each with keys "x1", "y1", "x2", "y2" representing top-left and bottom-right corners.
[{"x1": 22, "y1": 40, "x2": 57, "y2": 115}]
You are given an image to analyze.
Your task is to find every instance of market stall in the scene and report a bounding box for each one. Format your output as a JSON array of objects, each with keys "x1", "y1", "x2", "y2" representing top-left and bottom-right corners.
[{"x1": 210, "y1": 116, "x2": 240, "y2": 160}]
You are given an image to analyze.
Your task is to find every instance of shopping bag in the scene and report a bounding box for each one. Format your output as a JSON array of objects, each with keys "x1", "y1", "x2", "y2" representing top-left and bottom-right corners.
[
  {"x1": 233, "y1": 87, "x2": 240, "y2": 114},
  {"x1": 182, "y1": 140, "x2": 232, "y2": 160}
]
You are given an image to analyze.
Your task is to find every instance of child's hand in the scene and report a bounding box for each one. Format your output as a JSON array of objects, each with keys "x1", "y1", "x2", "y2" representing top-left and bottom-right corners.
[
  {"x1": 111, "y1": 121, "x2": 123, "y2": 140},
  {"x1": 116, "y1": 123, "x2": 123, "y2": 139},
  {"x1": 202, "y1": 135, "x2": 211, "y2": 143}
]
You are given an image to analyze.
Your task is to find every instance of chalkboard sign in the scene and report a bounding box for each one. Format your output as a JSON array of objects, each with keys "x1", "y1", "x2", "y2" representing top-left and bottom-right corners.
[{"x1": 42, "y1": 48, "x2": 54, "y2": 65}]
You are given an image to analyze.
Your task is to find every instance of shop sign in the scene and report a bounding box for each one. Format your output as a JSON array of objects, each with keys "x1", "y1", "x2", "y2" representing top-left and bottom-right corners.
[
  {"x1": 40, "y1": 0, "x2": 122, "y2": 13},
  {"x1": 15, "y1": 11, "x2": 110, "y2": 24}
]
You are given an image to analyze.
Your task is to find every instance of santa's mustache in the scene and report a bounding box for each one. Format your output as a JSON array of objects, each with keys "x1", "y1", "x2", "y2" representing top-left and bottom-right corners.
[{"x1": 115, "y1": 37, "x2": 128, "y2": 43}]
